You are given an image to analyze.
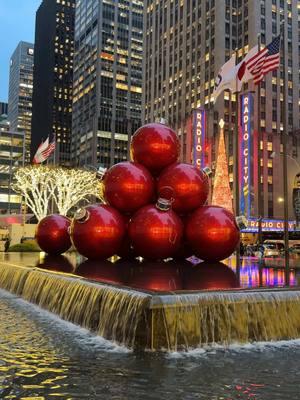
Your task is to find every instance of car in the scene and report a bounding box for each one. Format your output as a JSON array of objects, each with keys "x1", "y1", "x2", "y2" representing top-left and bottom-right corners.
[
  {"x1": 263, "y1": 243, "x2": 280, "y2": 257},
  {"x1": 290, "y1": 244, "x2": 300, "y2": 255}
]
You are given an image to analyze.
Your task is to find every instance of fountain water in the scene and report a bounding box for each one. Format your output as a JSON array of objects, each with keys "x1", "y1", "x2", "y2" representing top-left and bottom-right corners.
[
  {"x1": 0, "y1": 263, "x2": 151, "y2": 349},
  {"x1": 1, "y1": 261, "x2": 300, "y2": 351}
]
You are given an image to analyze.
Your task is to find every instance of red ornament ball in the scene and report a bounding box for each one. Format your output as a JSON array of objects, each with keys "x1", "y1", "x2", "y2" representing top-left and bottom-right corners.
[
  {"x1": 36, "y1": 214, "x2": 71, "y2": 255},
  {"x1": 103, "y1": 161, "x2": 155, "y2": 214},
  {"x1": 128, "y1": 204, "x2": 183, "y2": 260},
  {"x1": 186, "y1": 206, "x2": 240, "y2": 262},
  {"x1": 131, "y1": 123, "x2": 180, "y2": 175},
  {"x1": 71, "y1": 204, "x2": 126, "y2": 260},
  {"x1": 183, "y1": 262, "x2": 239, "y2": 291},
  {"x1": 158, "y1": 163, "x2": 209, "y2": 214}
]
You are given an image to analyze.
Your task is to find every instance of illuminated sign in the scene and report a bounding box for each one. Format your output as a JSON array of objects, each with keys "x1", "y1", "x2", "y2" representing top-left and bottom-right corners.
[
  {"x1": 193, "y1": 108, "x2": 206, "y2": 168},
  {"x1": 240, "y1": 93, "x2": 253, "y2": 217},
  {"x1": 242, "y1": 218, "x2": 296, "y2": 233},
  {"x1": 28, "y1": 48, "x2": 34, "y2": 56}
]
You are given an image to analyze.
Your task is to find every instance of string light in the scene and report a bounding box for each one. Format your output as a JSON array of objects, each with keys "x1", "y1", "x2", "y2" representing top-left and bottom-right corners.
[
  {"x1": 211, "y1": 120, "x2": 234, "y2": 213},
  {"x1": 13, "y1": 165, "x2": 103, "y2": 221}
]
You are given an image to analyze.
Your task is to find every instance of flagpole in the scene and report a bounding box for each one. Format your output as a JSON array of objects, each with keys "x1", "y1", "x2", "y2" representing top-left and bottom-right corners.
[
  {"x1": 234, "y1": 48, "x2": 241, "y2": 280},
  {"x1": 257, "y1": 33, "x2": 264, "y2": 250},
  {"x1": 281, "y1": 19, "x2": 290, "y2": 285}
]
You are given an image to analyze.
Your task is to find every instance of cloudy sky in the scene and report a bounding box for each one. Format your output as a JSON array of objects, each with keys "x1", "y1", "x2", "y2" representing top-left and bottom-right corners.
[{"x1": 0, "y1": 0, "x2": 41, "y2": 102}]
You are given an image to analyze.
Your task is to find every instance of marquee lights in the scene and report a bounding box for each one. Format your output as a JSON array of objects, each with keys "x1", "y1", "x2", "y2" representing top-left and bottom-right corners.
[
  {"x1": 193, "y1": 108, "x2": 206, "y2": 168},
  {"x1": 240, "y1": 93, "x2": 253, "y2": 217}
]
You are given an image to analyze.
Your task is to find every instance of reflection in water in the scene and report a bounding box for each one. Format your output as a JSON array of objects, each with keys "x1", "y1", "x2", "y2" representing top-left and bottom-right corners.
[
  {"x1": 0, "y1": 252, "x2": 299, "y2": 292},
  {"x1": 127, "y1": 260, "x2": 182, "y2": 291},
  {"x1": 1, "y1": 291, "x2": 300, "y2": 399},
  {"x1": 37, "y1": 254, "x2": 74, "y2": 273},
  {"x1": 226, "y1": 256, "x2": 297, "y2": 288},
  {"x1": 182, "y1": 262, "x2": 239, "y2": 290}
]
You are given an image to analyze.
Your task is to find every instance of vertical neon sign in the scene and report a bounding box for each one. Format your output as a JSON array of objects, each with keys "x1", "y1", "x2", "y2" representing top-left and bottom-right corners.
[
  {"x1": 240, "y1": 93, "x2": 253, "y2": 217},
  {"x1": 193, "y1": 108, "x2": 206, "y2": 168}
]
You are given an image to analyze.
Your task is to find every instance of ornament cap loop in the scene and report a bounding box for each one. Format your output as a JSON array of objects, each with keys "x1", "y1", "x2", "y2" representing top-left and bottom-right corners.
[
  {"x1": 236, "y1": 215, "x2": 248, "y2": 230},
  {"x1": 203, "y1": 166, "x2": 213, "y2": 177},
  {"x1": 156, "y1": 197, "x2": 172, "y2": 211},
  {"x1": 74, "y1": 208, "x2": 90, "y2": 223},
  {"x1": 96, "y1": 166, "x2": 107, "y2": 180}
]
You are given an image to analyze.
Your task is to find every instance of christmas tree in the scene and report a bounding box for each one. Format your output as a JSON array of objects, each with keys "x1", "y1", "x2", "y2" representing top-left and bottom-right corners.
[{"x1": 211, "y1": 120, "x2": 234, "y2": 213}]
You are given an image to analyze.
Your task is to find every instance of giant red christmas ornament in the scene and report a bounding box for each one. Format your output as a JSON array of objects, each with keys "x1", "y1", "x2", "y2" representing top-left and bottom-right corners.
[
  {"x1": 128, "y1": 261, "x2": 182, "y2": 292},
  {"x1": 128, "y1": 201, "x2": 183, "y2": 260},
  {"x1": 158, "y1": 163, "x2": 209, "y2": 214},
  {"x1": 186, "y1": 206, "x2": 240, "y2": 262},
  {"x1": 103, "y1": 161, "x2": 155, "y2": 214},
  {"x1": 36, "y1": 214, "x2": 71, "y2": 255},
  {"x1": 183, "y1": 262, "x2": 239, "y2": 290},
  {"x1": 71, "y1": 204, "x2": 126, "y2": 260},
  {"x1": 131, "y1": 122, "x2": 180, "y2": 175}
]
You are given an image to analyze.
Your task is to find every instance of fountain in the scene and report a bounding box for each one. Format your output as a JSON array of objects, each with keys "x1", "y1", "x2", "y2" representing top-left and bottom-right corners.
[
  {"x1": 3, "y1": 122, "x2": 300, "y2": 351},
  {"x1": 1, "y1": 256, "x2": 300, "y2": 351}
]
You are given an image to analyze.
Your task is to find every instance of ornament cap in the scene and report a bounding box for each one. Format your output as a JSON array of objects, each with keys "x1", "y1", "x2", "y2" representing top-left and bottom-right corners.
[
  {"x1": 74, "y1": 208, "x2": 90, "y2": 223},
  {"x1": 156, "y1": 197, "x2": 172, "y2": 211},
  {"x1": 96, "y1": 166, "x2": 107, "y2": 180},
  {"x1": 203, "y1": 166, "x2": 213, "y2": 177},
  {"x1": 236, "y1": 215, "x2": 248, "y2": 230}
]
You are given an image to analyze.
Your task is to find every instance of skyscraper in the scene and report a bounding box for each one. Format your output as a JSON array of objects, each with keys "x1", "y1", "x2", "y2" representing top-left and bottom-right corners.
[
  {"x1": 31, "y1": 0, "x2": 75, "y2": 166},
  {"x1": 0, "y1": 102, "x2": 8, "y2": 116},
  {"x1": 8, "y1": 41, "x2": 34, "y2": 162},
  {"x1": 71, "y1": 0, "x2": 143, "y2": 168},
  {"x1": 143, "y1": 0, "x2": 300, "y2": 220}
]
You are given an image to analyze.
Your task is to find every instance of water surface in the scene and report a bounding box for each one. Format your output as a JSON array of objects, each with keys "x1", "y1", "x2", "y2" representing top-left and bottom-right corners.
[{"x1": 1, "y1": 289, "x2": 300, "y2": 399}]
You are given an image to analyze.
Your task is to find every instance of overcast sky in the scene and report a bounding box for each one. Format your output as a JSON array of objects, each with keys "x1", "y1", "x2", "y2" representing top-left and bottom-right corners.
[{"x1": 0, "y1": 0, "x2": 41, "y2": 103}]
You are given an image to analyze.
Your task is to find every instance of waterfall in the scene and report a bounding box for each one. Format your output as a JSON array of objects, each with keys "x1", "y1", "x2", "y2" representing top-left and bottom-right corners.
[
  {"x1": 1, "y1": 262, "x2": 300, "y2": 351},
  {"x1": 0, "y1": 264, "x2": 151, "y2": 349},
  {"x1": 150, "y1": 291, "x2": 300, "y2": 351}
]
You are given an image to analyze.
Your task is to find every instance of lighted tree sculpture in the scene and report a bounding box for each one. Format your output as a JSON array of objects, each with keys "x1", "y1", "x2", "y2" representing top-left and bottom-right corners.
[
  {"x1": 49, "y1": 167, "x2": 103, "y2": 216},
  {"x1": 211, "y1": 119, "x2": 234, "y2": 213},
  {"x1": 13, "y1": 165, "x2": 103, "y2": 221}
]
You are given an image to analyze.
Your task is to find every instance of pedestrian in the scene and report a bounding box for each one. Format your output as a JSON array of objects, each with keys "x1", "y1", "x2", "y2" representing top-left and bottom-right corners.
[{"x1": 4, "y1": 237, "x2": 10, "y2": 252}]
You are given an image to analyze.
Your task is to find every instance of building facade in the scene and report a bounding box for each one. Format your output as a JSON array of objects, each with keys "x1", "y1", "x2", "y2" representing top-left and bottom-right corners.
[
  {"x1": 31, "y1": 0, "x2": 75, "y2": 166},
  {"x1": 8, "y1": 41, "x2": 34, "y2": 162},
  {"x1": 0, "y1": 103, "x2": 8, "y2": 116},
  {"x1": 143, "y1": 0, "x2": 300, "y2": 220},
  {"x1": 71, "y1": 0, "x2": 143, "y2": 168},
  {"x1": 0, "y1": 119, "x2": 24, "y2": 214}
]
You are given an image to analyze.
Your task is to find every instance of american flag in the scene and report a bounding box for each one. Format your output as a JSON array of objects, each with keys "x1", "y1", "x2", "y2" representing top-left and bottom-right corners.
[
  {"x1": 33, "y1": 138, "x2": 55, "y2": 164},
  {"x1": 41, "y1": 141, "x2": 55, "y2": 159},
  {"x1": 246, "y1": 35, "x2": 281, "y2": 85}
]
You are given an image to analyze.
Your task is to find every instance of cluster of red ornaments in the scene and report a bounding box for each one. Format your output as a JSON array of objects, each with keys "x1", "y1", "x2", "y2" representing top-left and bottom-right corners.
[{"x1": 36, "y1": 122, "x2": 240, "y2": 262}]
